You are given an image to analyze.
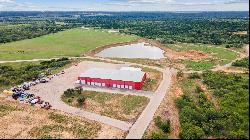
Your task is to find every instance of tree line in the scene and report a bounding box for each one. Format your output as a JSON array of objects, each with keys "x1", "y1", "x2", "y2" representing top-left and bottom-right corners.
[{"x1": 0, "y1": 13, "x2": 249, "y2": 46}]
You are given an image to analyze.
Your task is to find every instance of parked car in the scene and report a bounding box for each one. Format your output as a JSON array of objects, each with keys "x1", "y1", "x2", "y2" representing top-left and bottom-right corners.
[
  {"x1": 38, "y1": 73, "x2": 46, "y2": 79},
  {"x1": 12, "y1": 93, "x2": 21, "y2": 100},
  {"x1": 39, "y1": 78, "x2": 49, "y2": 83},
  {"x1": 29, "y1": 82, "x2": 36, "y2": 86},
  {"x1": 35, "y1": 79, "x2": 40, "y2": 84},
  {"x1": 22, "y1": 85, "x2": 30, "y2": 90}
]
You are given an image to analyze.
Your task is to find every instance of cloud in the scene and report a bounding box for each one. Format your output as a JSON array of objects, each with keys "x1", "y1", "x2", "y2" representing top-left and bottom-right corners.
[
  {"x1": 0, "y1": 0, "x2": 38, "y2": 11},
  {"x1": 224, "y1": 0, "x2": 249, "y2": 4},
  {"x1": 0, "y1": 0, "x2": 14, "y2": 3},
  {"x1": 109, "y1": 0, "x2": 175, "y2": 5},
  {"x1": 104, "y1": 3, "x2": 132, "y2": 7}
]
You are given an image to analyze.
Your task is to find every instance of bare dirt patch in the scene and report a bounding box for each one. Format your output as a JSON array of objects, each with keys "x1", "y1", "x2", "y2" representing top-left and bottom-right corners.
[
  {"x1": 167, "y1": 50, "x2": 212, "y2": 61},
  {"x1": 222, "y1": 66, "x2": 248, "y2": 74},
  {"x1": 0, "y1": 98, "x2": 125, "y2": 139}
]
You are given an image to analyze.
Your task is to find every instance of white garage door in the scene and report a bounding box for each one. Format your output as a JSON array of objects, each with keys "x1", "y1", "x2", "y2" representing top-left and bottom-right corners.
[
  {"x1": 81, "y1": 80, "x2": 86, "y2": 84},
  {"x1": 129, "y1": 86, "x2": 133, "y2": 90}
]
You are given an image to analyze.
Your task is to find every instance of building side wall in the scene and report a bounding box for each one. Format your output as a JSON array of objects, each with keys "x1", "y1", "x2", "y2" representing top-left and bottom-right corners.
[{"x1": 78, "y1": 72, "x2": 146, "y2": 90}]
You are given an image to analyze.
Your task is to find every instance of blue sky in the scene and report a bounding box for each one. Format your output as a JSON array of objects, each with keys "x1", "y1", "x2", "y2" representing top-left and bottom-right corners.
[{"x1": 0, "y1": 0, "x2": 249, "y2": 11}]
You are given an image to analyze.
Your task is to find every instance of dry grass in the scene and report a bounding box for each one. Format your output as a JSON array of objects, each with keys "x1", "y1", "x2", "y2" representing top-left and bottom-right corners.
[
  {"x1": 0, "y1": 98, "x2": 125, "y2": 139},
  {"x1": 62, "y1": 90, "x2": 150, "y2": 122},
  {"x1": 130, "y1": 65, "x2": 163, "y2": 92}
]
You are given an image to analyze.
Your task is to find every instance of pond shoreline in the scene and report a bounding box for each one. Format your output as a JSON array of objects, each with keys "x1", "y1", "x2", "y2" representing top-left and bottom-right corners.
[{"x1": 92, "y1": 39, "x2": 165, "y2": 60}]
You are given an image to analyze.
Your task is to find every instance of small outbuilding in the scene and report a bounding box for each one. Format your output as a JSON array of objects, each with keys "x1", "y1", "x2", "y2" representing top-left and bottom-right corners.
[{"x1": 78, "y1": 67, "x2": 146, "y2": 90}]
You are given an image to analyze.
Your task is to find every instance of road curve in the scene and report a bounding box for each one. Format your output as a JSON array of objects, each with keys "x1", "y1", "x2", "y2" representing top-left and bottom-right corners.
[{"x1": 126, "y1": 68, "x2": 175, "y2": 139}]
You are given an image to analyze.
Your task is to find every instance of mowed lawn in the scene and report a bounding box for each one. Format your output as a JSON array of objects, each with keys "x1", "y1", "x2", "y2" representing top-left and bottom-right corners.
[{"x1": 0, "y1": 28, "x2": 137, "y2": 61}]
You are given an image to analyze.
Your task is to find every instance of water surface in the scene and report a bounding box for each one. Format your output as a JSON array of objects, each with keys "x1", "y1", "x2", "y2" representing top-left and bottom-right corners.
[{"x1": 96, "y1": 42, "x2": 164, "y2": 59}]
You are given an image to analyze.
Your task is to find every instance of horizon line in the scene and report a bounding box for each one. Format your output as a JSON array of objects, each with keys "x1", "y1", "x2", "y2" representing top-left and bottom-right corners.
[{"x1": 0, "y1": 10, "x2": 249, "y2": 12}]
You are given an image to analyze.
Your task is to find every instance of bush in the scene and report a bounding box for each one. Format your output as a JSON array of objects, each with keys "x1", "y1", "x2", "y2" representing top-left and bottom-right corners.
[
  {"x1": 77, "y1": 96, "x2": 86, "y2": 106},
  {"x1": 63, "y1": 88, "x2": 75, "y2": 97},
  {"x1": 142, "y1": 78, "x2": 156, "y2": 90},
  {"x1": 154, "y1": 116, "x2": 171, "y2": 133},
  {"x1": 150, "y1": 131, "x2": 168, "y2": 139},
  {"x1": 188, "y1": 73, "x2": 201, "y2": 79},
  {"x1": 177, "y1": 70, "x2": 184, "y2": 78},
  {"x1": 232, "y1": 57, "x2": 249, "y2": 68},
  {"x1": 195, "y1": 86, "x2": 203, "y2": 93},
  {"x1": 225, "y1": 43, "x2": 243, "y2": 48}
]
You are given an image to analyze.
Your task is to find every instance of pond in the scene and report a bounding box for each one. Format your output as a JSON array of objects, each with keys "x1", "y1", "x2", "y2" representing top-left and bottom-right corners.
[{"x1": 95, "y1": 42, "x2": 165, "y2": 59}]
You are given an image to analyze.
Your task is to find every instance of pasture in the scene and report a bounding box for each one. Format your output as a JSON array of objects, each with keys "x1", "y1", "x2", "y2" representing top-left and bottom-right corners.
[{"x1": 0, "y1": 28, "x2": 137, "y2": 61}]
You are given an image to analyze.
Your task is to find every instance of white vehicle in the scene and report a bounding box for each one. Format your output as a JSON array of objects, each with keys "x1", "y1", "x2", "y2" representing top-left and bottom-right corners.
[{"x1": 74, "y1": 80, "x2": 82, "y2": 88}]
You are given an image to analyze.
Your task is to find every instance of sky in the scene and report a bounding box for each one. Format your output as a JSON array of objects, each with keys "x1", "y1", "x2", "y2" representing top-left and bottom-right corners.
[{"x1": 0, "y1": 0, "x2": 249, "y2": 11}]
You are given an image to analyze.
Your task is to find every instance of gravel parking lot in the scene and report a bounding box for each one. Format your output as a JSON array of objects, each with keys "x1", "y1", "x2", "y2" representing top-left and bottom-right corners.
[{"x1": 29, "y1": 61, "x2": 129, "y2": 108}]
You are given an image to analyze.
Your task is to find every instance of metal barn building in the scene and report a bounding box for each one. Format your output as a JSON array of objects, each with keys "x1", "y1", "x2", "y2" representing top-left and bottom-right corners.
[{"x1": 78, "y1": 67, "x2": 146, "y2": 90}]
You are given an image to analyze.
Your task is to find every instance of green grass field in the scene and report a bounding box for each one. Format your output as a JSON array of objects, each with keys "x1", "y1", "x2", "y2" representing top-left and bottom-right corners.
[{"x1": 0, "y1": 28, "x2": 137, "y2": 61}]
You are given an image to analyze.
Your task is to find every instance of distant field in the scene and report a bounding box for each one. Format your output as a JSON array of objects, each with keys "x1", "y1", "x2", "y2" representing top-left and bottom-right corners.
[{"x1": 0, "y1": 28, "x2": 137, "y2": 61}]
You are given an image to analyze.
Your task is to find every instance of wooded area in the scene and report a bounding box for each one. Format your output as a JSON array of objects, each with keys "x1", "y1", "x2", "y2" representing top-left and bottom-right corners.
[
  {"x1": 0, "y1": 12, "x2": 248, "y2": 45},
  {"x1": 176, "y1": 72, "x2": 249, "y2": 139}
]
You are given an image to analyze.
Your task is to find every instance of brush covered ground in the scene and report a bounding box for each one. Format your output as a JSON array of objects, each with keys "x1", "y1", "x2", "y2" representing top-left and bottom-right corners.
[{"x1": 144, "y1": 71, "x2": 249, "y2": 139}]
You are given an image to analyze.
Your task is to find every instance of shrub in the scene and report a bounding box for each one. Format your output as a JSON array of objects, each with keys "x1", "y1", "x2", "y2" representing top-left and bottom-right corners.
[
  {"x1": 177, "y1": 70, "x2": 184, "y2": 78},
  {"x1": 188, "y1": 73, "x2": 201, "y2": 79},
  {"x1": 63, "y1": 88, "x2": 75, "y2": 97},
  {"x1": 150, "y1": 131, "x2": 168, "y2": 139},
  {"x1": 232, "y1": 57, "x2": 249, "y2": 68},
  {"x1": 195, "y1": 86, "x2": 203, "y2": 93},
  {"x1": 142, "y1": 78, "x2": 156, "y2": 90},
  {"x1": 154, "y1": 116, "x2": 171, "y2": 133},
  {"x1": 77, "y1": 96, "x2": 86, "y2": 106}
]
